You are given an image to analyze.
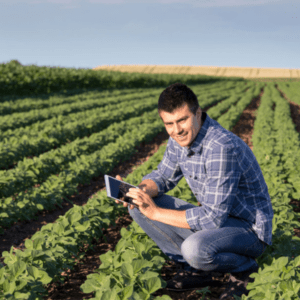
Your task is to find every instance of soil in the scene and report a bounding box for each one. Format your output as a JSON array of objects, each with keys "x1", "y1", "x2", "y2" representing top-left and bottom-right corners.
[{"x1": 1, "y1": 83, "x2": 300, "y2": 300}]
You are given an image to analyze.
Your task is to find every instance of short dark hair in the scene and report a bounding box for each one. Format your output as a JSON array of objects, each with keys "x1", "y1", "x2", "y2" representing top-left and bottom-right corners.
[{"x1": 158, "y1": 83, "x2": 200, "y2": 117}]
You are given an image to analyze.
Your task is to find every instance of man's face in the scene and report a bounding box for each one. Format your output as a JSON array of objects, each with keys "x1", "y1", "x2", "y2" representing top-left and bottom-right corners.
[{"x1": 159, "y1": 103, "x2": 202, "y2": 148}]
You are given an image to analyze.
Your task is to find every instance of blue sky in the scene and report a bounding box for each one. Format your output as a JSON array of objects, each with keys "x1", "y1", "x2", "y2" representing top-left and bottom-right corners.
[{"x1": 1, "y1": 0, "x2": 299, "y2": 70}]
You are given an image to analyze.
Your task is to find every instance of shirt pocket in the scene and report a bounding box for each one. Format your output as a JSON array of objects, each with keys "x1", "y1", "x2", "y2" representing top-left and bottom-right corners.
[{"x1": 188, "y1": 173, "x2": 206, "y2": 198}]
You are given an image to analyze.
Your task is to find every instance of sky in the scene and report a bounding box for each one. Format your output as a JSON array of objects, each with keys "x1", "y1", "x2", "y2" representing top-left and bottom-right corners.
[{"x1": 0, "y1": 0, "x2": 299, "y2": 70}]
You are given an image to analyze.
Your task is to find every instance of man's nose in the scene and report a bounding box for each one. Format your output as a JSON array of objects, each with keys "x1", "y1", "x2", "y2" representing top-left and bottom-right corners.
[{"x1": 173, "y1": 123, "x2": 183, "y2": 135}]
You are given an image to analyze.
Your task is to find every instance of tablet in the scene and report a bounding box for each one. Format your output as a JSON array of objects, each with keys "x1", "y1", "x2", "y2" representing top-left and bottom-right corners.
[{"x1": 104, "y1": 175, "x2": 139, "y2": 209}]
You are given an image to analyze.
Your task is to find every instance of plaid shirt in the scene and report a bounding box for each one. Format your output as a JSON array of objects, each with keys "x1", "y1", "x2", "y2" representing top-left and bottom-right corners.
[{"x1": 142, "y1": 112, "x2": 274, "y2": 246}]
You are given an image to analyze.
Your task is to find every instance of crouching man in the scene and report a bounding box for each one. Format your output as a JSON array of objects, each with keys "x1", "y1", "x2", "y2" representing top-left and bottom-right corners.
[{"x1": 115, "y1": 82, "x2": 273, "y2": 298}]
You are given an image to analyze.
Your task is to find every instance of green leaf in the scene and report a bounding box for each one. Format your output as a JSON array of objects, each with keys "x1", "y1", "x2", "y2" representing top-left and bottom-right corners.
[
  {"x1": 144, "y1": 277, "x2": 162, "y2": 294},
  {"x1": 138, "y1": 271, "x2": 159, "y2": 281},
  {"x1": 33, "y1": 238, "x2": 44, "y2": 250},
  {"x1": 80, "y1": 275, "x2": 107, "y2": 293},
  {"x1": 11, "y1": 261, "x2": 26, "y2": 279},
  {"x1": 131, "y1": 259, "x2": 151, "y2": 274},
  {"x1": 15, "y1": 279, "x2": 27, "y2": 291},
  {"x1": 39, "y1": 269, "x2": 53, "y2": 285},
  {"x1": 152, "y1": 295, "x2": 172, "y2": 300},
  {"x1": 68, "y1": 211, "x2": 82, "y2": 225},
  {"x1": 121, "y1": 263, "x2": 134, "y2": 279},
  {"x1": 122, "y1": 284, "x2": 134, "y2": 299},
  {"x1": 3, "y1": 278, "x2": 16, "y2": 294},
  {"x1": 52, "y1": 222, "x2": 64, "y2": 235},
  {"x1": 24, "y1": 239, "x2": 33, "y2": 250},
  {"x1": 27, "y1": 266, "x2": 40, "y2": 280},
  {"x1": 14, "y1": 292, "x2": 31, "y2": 299},
  {"x1": 100, "y1": 288, "x2": 119, "y2": 300}
]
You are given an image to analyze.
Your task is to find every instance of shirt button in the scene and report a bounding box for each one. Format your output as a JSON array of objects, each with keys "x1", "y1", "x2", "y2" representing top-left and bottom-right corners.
[
  {"x1": 195, "y1": 193, "x2": 198, "y2": 196},
  {"x1": 194, "y1": 176, "x2": 197, "y2": 179},
  {"x1": 190, "y1": 175, "x2": 192, "y2": 178}
]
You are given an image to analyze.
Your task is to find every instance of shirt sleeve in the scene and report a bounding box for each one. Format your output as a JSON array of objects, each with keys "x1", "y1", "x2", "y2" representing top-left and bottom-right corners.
[
  {"x1": 186, "y1": 145, "x2": 241, "y2": 231},
  {"x1": 141, "y1": 138, "x2": 184, "y2": 197}
]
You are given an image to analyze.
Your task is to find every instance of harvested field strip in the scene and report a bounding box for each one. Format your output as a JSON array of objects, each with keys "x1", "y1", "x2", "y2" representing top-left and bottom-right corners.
[{"x1": 93, "y1": 65, "x2": 300, "y2": 79}]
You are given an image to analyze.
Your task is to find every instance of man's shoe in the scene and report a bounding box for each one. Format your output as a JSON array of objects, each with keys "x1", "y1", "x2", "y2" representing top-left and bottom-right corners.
[
  {"x1": 219, "y1": 264, "x2": 259, "y2": 299},
  {"x1": 165, "y1": 268, "x2": 217, "y2": 292}
]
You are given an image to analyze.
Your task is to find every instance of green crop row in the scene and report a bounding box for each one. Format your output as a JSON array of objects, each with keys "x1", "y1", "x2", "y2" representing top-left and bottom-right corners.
[
  {"x1": 0, "y1": 90, "x2": 159, "y2": 140},
  {"x1": 0, "y1": 77, "x2": 240, "y2": 108},
  {"x1": 275, "y1": 81, "x2": 300, "y2": 105},
  {"x1": 206, "y1": 84, "x2": 252, "y2": 119},
  {"x1": 0, "y1": 102, "x2": 162, "y2": 200},
  {"x1": 0, "y1": 81, "x2": 245, "y2": 170},
  {"x1": 0, "y1": 60, "x2": 243, "y2": 98},
  {"x1": 207, "y1": 82, "x2": 264, "y2": 125},
  {"x1": 0, "y1": 81, "x2": 248, "y2": 198},
  {"x1": 243, "y1": 83, "x2": 300, "y2": 300},
  {"x1": 0, "y1": 89, "x2": 162, "y2": 132},
  {"x1": 0, "y1": 81, "x2": 242, "y2": 132},
  {"x1": 0, "y1": 93, "x2": 160, "y2": 169},
  {"x1": 0, "y1": 139, "x2": 176, "y2": 299},
  {"x1": 0, "y1": 80, "x2": 242, "y2": 141},
  {"x1": 217, "y1": 83, "x2": 264, "y2": 130},
  {"x1": 197, "y1": 81, "x2": 252, "y2": 111},
  {"x1": 0, "y1": 87, "x2": 147, "y2": 116},
  {"x1": 0, "y1": 103, "x2": 169, "y2": 230}
]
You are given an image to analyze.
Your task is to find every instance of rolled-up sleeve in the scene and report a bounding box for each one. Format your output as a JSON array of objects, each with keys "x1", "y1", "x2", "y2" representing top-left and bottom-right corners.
[
  {"x1": 142, "y1": 138, "x2": 183, "y2": 197},
  {"x1": 186, "y1": 145, "x2": 241, "y2": 231}
]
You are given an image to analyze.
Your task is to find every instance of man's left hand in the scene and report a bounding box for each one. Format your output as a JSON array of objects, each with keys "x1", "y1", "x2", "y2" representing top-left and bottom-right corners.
[{"x1": 126, "y1": 187, "x2": 158, "y2": 220}]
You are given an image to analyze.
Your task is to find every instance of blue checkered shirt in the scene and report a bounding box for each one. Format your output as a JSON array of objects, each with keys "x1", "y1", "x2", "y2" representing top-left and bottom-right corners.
[{"x1": 142, "y1": 112, "x2": 274, "y2": 245}]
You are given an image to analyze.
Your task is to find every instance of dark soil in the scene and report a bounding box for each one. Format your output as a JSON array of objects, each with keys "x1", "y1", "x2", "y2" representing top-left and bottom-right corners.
[{"x1": 2, "y1": 83, "x2": 300, "y2": 300}]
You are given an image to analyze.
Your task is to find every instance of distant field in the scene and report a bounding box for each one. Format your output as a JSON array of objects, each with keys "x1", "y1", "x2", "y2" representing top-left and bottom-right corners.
[{"x1": 93, "y1": 64, "x2": 300, "y2": 80}]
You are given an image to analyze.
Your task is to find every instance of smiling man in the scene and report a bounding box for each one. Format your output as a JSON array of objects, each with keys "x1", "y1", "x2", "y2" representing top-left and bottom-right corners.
[{"x1": 115, "y1": 82, "x2": 273, "y2": 298}]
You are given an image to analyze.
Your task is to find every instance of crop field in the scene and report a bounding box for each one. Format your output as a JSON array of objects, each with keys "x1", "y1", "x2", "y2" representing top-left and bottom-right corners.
[{"x1": 1, "y1": 60, "x2": 300, "y2": 300}]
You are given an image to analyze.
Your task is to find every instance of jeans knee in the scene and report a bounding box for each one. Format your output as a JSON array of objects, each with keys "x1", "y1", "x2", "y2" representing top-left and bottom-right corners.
[
  {"x1": 181, "y1": 238, "x2": 197, "y2": 262},
  {"x1": 181, "y1": 237, "x2": 212, "y2": 262}
]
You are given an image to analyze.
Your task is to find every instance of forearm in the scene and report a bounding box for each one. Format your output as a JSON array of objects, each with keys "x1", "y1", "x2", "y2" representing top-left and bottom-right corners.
[
  {"x1": 138, "y1": 179, "x2": 159, "y2": 198},
  {"x1": 154, "y1": 207, "x2": 191, "y2": 229}
]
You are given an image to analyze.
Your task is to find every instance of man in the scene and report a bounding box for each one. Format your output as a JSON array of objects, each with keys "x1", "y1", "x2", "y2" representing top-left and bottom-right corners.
[{"x1": 115, "y1": 82, "x2": 273, "y2": 298}]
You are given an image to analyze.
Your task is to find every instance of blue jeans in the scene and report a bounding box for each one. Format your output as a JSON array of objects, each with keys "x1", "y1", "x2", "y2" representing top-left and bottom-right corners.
[{"x1": 128, "y1": 193, "x2": 267, "y2": 274}]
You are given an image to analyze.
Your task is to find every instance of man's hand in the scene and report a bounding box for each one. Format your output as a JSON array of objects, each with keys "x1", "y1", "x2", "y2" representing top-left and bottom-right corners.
[
  {"x1": 125, "y1": 187, "x2": 159, "y2": 220},
  {"x1": 115, "y1": 175, "x2": 136, "y2": 210}
]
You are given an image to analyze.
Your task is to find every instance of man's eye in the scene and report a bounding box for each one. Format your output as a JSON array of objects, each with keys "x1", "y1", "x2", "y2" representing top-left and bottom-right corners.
[{"x1": 166, "y1": 119, "x2": 186, "y2": 126}]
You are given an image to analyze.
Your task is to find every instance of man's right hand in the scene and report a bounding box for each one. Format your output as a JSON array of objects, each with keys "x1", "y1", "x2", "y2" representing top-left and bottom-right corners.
[{"x1": 115, "y1": 175, "x2": 136, "y2": 210}]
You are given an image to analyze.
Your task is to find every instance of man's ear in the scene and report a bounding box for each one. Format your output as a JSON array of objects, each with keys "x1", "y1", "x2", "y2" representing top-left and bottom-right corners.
[{"x1": 197, "y1": 107, "x2": 202, "y2": 117}]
